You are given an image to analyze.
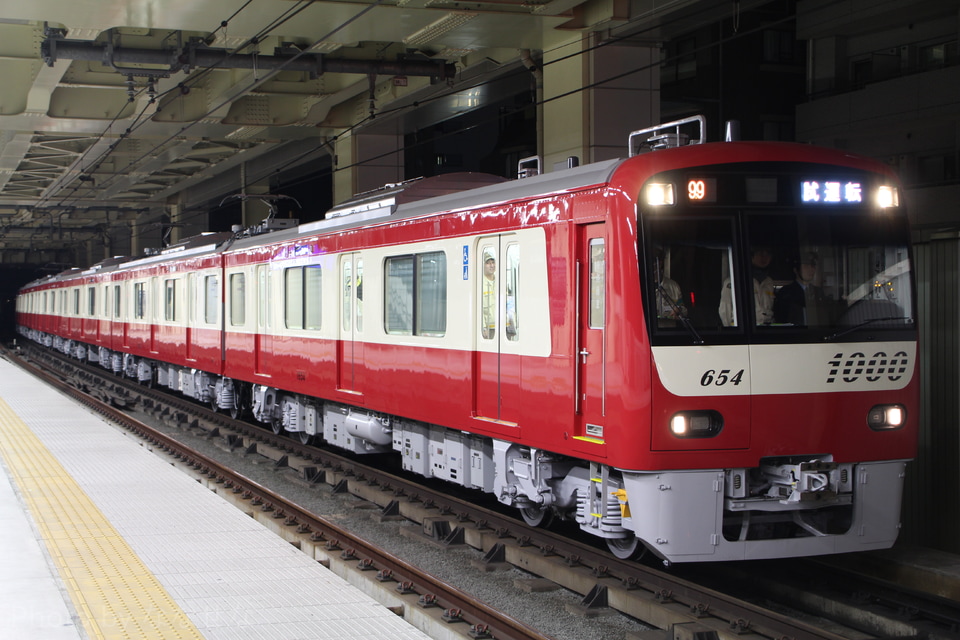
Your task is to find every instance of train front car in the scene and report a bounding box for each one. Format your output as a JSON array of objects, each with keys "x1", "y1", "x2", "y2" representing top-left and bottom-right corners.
[{"x1": 611, "y1": 118, "x2": 918, "y2": 563}]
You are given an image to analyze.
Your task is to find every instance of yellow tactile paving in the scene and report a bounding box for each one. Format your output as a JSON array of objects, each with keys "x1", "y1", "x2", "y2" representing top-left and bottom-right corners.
[{"x1": 0, "y1": 397, "x2": 205, "y2": 640}]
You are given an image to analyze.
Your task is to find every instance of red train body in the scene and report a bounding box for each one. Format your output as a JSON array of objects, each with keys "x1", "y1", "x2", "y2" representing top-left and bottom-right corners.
[{"x1": 16, "y1": 117, "x2": 918, "y2": 563}]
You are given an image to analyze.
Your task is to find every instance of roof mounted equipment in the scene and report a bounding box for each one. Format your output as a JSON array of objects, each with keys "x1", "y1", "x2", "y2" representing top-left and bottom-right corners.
[
  {"x1": 517, "y1": 156, "x2": 541, "y2": 179},
  {"x1": 222, "y1": 194, "x2": 300, "y2": 238},
  {"x1": 629, "y1": 115, "x2": 707, "y2": 156}
]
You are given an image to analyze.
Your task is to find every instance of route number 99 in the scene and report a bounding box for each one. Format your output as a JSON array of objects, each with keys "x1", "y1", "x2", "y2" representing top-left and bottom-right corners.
[{"x1": 688, "y1": 179, "x2": 707, "y2": 200}]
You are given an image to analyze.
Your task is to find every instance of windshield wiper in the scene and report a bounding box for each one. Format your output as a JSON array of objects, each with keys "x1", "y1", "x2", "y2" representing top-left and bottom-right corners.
[
  {"x1": 658, "y1": 283, "x2": 704, "y2": 345},
  {"x1": 824, "y1": 316, "x2": 913, "y2": 341}
]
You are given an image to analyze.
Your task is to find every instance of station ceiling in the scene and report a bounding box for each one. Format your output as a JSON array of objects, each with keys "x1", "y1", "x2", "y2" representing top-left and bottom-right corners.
[{"x1": 0, "y1": 0, "x2": 750, "y2": 259}]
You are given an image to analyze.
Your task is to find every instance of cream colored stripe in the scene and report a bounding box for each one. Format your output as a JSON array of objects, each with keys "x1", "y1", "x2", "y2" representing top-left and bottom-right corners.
[{"x1": 0, "y1": 397, "x2": 204, "y2": 640}]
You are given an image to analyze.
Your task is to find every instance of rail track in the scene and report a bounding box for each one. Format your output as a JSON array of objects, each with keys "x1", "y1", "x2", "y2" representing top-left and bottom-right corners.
[{"x1": 9, "y1": 341, "x2": 960, "y2": 640}]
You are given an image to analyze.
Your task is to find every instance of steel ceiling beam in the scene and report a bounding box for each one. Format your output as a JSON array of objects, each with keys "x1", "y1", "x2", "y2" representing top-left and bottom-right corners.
[{"x1": 42, "y1": 33, "x2": 457, "y2": 81}]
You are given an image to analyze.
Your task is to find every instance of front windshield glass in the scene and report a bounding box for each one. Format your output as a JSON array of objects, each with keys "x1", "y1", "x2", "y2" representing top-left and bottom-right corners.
[
  {"x1": 645, "y1": 210, "x2": 913, "y2": 340},
  {"x1": 748, "y1": 211, "x2": 912, "y2": 332}
]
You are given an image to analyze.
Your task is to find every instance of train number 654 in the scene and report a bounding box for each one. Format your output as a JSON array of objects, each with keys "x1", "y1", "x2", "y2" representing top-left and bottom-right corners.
[{"x1": 700, "y1": 369, "x2": 744, "y2": 386}]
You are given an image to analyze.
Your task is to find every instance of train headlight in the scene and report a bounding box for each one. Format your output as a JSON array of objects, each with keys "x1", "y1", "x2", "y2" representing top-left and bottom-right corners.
[
  {"x1": 876, "y1": 185, "x2": 900, "y2": 208},
  {"x1": 669, "y1": 410, "x2": 723, "y2": 438},
  {"x1": 867, "y1": 404, "x2": 906, "y2": 430},
  {"x1": 645, "y1": 182, "x2": 675, "y2": 206}
]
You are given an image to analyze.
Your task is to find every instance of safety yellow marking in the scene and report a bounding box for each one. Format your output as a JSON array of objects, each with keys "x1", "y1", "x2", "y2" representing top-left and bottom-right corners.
[{"x1": 0, "y1": 398, "x2": 204, "y2": 640}]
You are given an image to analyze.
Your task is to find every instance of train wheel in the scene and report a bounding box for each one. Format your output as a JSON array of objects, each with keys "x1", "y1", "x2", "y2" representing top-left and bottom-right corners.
[
  {"x1": 519, "y1": 505, "x2": 554, "y2": 528},
  {"x1": 606, "y1": 535, "x2": 645, "y2": 560},
  {"x1": 298, "y1": 431, "x2": 312, "y2": 445},
  {"x1": 270, "y1": 419, "x2": 284, "y2": 435},
  {"x1": 229, "y1": 383, "x2": 249, "y2": 420}
]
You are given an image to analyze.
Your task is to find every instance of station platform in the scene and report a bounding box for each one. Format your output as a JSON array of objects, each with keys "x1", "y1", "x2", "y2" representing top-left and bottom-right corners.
[{"x1": 0, "y1": 354, "x2": 431, "y2": 640}]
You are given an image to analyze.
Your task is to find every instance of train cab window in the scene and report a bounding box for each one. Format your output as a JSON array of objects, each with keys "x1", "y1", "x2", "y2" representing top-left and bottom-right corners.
[
  {"x1": 230, "y1": 273, "x2": 245, "y2": 327},
  {"x1": 165, "y1": 279, "x2": 177, "y2": 322},
  {"x1": 747, "y1": 211, "x2": 914, "y2": 335},
  {"x1": 284, "y1": 265, "x2": 322, "y2": 330},
  {"x1": 644, "y1": 217, "x2": 737, "y2": 335},
  {"x1": 203, "y1": 275, "x2": 219, "y2": 325}
]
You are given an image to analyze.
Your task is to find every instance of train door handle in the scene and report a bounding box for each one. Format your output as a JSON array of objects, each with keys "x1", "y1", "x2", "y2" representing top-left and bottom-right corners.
[{"x1": 579, "y1": 349, "x2": 590, "y2": 362}]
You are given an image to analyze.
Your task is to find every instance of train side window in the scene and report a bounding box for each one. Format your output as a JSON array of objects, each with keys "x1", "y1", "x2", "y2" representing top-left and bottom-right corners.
[
  {"x1": 73, "y1": 288, "x2": 80, "y2": 316},
  {"x1": 165, "y1": 279, "x2": 177, "y2": 322},
  {"x1": 385, "y1": 252, "x2": 445, "y2": 336},
  {"x1": 385, "y1": 255, "x2": 414, "y2": 335},
  {"x1": 341, "y1": 257, "x2": 364, "y2": 334},
  {"x1": 480, "y1": 246, "x2": 497, "y2": 339},
  {"x1": 203, "y1": 275, "x2": 218, "y2": 325},
  {"x1": 417, "y1": 252, "x2": 446, "y2": 336},
  {"x1": 304, "y1": 265, "x2": 322, "y2": 330},
  {"x1": 114, "y1": 285, "x2": 121, "y2": 318},
  {"x1": 342, "y1": 259, "x2": 352, "y2": 333},
  {"x1": 87, "y1": 286, "x2": 96, "y2": 317},
  {"x1": 230, "y1": 273, "x2": 245, "y2": 327},
  {"x1": 285, "y1": 267, "x2": 303, "y2": 329},
  {"x1": 186, "y1": 274, "x2": 196, "y2": 323},
  {"x1": 505, "y1": 243, "x2": 520, "y2": 341},
  {"x1": 257, "y1": 265, "x2": 269, "y2": 330},
  {"x1": 284, "y1": 265, "x2": 321, "y2": 330},
  {"x1": 356, "y1": 259, "x2": 363, "y2": 332},
  {"x1": 134, "y1": 282, "x2": 146, "y2": 320},
  {"x1": 151, "y1": 277, "x2": 160, "y2": 322}
]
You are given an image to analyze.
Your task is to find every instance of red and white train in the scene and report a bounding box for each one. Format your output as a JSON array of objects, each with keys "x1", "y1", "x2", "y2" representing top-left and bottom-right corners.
[{"x1": 16, "y1": 116, "x2": 918, "y2": 563}]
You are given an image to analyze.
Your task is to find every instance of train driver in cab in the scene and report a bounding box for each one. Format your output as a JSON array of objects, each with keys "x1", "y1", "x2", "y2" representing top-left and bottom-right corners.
[{"x1": 719, "y1": 246, "x2": 775, "y2": 326}]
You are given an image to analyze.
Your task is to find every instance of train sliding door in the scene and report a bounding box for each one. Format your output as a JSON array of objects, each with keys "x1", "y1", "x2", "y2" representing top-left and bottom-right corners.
[
  {"x1": 337, "y1": 253, "x2": 364, "y2": 395},
  {"x1": 254, "y1": 264, "x2": 272, "y2": 375},
  {"x1": 575, "y1": 223, "x2": 607, "y2": 445},
  {"x1": 475, "y1": 235, "x2": 521, "y2": 425}
]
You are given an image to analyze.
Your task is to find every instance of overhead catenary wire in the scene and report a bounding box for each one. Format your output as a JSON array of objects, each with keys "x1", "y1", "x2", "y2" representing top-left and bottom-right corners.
[{"x1": 29, "y1": 2, "x2": 795, "y2": 244}]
